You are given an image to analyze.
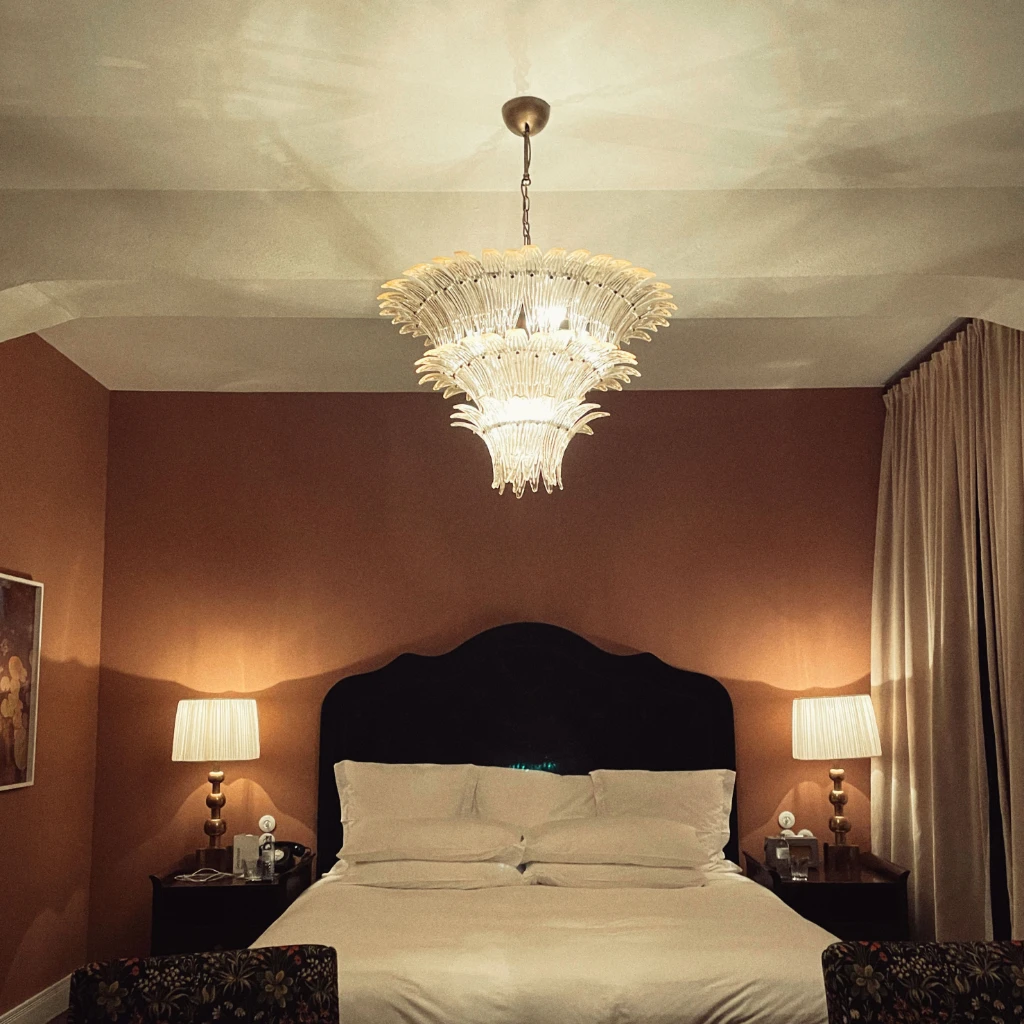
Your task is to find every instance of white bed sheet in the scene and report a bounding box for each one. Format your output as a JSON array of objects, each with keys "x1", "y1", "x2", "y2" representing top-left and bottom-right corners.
[{"x1": 255, "y1": 873, "x2": 834, "y2": 1024}]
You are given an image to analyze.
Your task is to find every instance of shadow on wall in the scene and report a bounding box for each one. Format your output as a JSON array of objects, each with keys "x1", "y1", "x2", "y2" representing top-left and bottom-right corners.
[
  {"x1": 725, "y1": 674, "x2": 872, "y2": 855},
  {"x1": 86, "y1": 621, "x2": 504, "y2": 963},
  {"x1": 87, "y1": 667, "x2": 327, "y2": 964},
  {"x1": 86, "y1": 625, "x2": 871, "y2": 962}
]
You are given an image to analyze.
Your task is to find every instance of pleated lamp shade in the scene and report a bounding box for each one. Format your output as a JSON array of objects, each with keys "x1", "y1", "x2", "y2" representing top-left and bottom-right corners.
[
  {"x1": 171, "y1": 699, "x2": 260, "y2": 762},
  {"x1": 792, "y1": 695, "x2": 881, "y2": 761}
]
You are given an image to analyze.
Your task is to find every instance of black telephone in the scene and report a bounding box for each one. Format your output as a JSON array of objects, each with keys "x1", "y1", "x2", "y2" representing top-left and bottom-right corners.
[{"x1": 272, "y1": 841, "x2": 308, "y2": 873}]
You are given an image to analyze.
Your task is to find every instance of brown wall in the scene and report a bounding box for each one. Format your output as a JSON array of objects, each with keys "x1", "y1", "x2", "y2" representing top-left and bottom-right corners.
[
  {"x1": 90, "y1": 386, "x2": 884, "y2": 959},
  {"x1": 0, "y1": 336, "x2": 108, "y2": 1014}
]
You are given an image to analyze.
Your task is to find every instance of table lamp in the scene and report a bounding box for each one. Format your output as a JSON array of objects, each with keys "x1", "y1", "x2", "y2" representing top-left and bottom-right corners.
[
  {"x1": 172, "y1": 698, "x2": 260, "y2": 870},
  {"x1": 792, "y1": 694, "x2": 880, "y2": 872}
]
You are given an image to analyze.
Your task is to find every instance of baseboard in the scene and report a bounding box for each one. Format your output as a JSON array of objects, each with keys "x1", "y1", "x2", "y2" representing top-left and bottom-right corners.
[{"x1": 0, "y1": 975, "x2": 70, "y2": 1024}]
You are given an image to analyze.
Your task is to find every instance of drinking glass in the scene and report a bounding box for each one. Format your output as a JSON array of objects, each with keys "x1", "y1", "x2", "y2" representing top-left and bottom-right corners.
[{"x1": 790, "y1": 846, "x2": 811, "y2": 881}]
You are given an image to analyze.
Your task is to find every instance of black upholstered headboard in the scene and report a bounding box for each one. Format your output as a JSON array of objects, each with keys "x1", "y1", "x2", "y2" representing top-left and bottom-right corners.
[{"x1": 316, "y1": 622, "x2": 738, "y2": 876}]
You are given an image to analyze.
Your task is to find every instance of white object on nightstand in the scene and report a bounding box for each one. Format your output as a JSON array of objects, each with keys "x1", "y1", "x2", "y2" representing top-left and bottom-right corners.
[
  {"x1": 233, "y1": 834, "x2": 261, "y2": 879},
  {"x1": 778, "y1": 811, "x2": 796, "y2": 830}
]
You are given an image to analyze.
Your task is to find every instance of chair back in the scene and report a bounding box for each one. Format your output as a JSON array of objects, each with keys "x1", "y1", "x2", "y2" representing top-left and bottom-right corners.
[
  {"x1": 822, "y1": 940, "x2": 1024, "y2": 1024},
  {"x1": 69, "y1": 944, "x2": 338, "y2": 1024}
]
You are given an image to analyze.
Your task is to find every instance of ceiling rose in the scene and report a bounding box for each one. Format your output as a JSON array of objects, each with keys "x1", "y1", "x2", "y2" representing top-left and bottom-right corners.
[{"x1": 378, "y1": 97, "x2": 676, "y2": 497}]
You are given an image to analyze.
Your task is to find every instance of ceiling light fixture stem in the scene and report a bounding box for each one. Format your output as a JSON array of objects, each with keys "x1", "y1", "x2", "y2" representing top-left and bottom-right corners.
[{"x1": 521, "y1": 126, "x2": 532, "y2": 247}]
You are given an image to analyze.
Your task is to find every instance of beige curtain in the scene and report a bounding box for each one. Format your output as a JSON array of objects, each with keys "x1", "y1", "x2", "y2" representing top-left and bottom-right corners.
[
  {"x1": 872, "y1": 319, "x2": 1023, "y2": 940},
  {"x1": 977, "y1": 322, "x2": 1024, "y2": 937}
]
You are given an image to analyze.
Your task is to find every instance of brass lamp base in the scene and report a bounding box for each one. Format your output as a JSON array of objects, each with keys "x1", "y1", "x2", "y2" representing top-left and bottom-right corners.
[
  {"x1": 195, "y1": 766, "x2": 229, "y2": 871},
  {"x1": 196, "y1": 846, "x2": 232, "y2": 872},
  {"x1": 828, "y1": 766, "x2": 852, "y2": 842},
  {"x1": 824, "y1": 842, "x2": 861, "y2": 879},
  {"x1": 822, "y1": 765, "x2": 862, "y2": 877}
]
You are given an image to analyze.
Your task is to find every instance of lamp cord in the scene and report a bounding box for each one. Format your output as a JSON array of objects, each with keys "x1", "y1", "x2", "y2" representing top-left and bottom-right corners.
[
  {"x1": 173, "y1": 867, "x2": 236, "y2": 883},
  {"x1": 521, "y1": 126, "x2": 532, "y2": 247}
]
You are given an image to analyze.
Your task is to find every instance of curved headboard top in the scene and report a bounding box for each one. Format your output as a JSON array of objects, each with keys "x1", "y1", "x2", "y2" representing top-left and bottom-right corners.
[{"x1": 317, "y1": 622, "x2": 737, "y2": 875}]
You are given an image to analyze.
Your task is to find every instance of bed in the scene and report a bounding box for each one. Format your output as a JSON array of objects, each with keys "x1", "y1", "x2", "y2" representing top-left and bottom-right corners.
[{"x1": 256, "y1": 622, "x2": 834, "y2": 1024}]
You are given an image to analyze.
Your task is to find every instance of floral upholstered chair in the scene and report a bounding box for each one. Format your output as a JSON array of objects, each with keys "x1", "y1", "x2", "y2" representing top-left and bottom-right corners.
[
  {"x1": 823, "y1": 940, "x2": 1024, "y2": 1024},
  {"x1": 69, "y1": 944, "x2": 338, "y2": 1024}
]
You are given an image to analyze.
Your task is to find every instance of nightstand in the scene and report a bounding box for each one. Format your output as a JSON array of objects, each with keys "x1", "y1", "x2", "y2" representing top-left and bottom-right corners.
[
  {"x1": 744, "y1": 849, "x2": 910, "y2": 940},
  {"x1": 150, "y1": 851, "x2": 315, "y2": 954}
]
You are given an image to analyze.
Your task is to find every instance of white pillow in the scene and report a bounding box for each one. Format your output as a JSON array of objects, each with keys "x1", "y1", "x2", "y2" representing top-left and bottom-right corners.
[
  {"x1": 590, "y1": 768, "x2": 735, "y2": 865},
  {"x1": 341, "y1": 817, "x2": 525, "y2": 865},
  {"x1": 523, "y1": 862, "x2": 706, "y2": 889},
  {"x1": 334, "y1": 760, "x2": 475, "y2": 822},
  {"x1": 327, "y1": 860, "x2": 529, "y2": 888},
  {"x1": 523, "y1": 816, "x2": 706, "y2": 868},
  {"x1": 473, "y1": 765, "x2": 595, "y2": 826}
]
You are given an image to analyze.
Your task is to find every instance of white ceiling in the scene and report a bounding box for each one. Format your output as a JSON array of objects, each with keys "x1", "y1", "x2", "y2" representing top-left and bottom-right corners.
[{"x1": 3, "y1": 0, "x2": 1023, "y2": 390}]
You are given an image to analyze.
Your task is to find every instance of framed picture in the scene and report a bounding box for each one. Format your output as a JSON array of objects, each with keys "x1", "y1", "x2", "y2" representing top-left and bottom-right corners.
[
  {"x1": 0, "y1": 572, "x2": 43, "y2": 791},
  {"x1": 785, "y1": 836, "x2": 820, "y2": 871},
  {"x1": 765, "y1": 835, "x2": 821, "y2": 877}
]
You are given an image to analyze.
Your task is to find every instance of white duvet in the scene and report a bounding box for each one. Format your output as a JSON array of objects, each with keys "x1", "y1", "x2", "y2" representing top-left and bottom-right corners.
[{"x1": 256, "y1": 872, "x2": 834, "y2": 1024}]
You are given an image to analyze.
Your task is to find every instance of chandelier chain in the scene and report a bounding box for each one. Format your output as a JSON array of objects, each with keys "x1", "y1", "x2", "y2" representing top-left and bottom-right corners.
[{"x1": 521, "y1": 126, "x2": 532, "y2": 246}]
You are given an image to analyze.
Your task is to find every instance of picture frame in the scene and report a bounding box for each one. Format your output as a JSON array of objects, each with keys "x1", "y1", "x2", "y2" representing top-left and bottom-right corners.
[
  {"x1": 785, "y1": 836, "x2": 820, "y2": 871},
  {"x1": 0, "y1": 572, "x2": 43, "y2": 791},
  {"x1": 764, "y1": 835, "x2": 821, "y2": 878}
]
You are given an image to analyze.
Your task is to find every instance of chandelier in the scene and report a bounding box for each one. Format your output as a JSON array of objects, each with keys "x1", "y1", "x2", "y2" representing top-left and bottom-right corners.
[{"x1": 378, "y1": 97, "x2": 676, "y2": 497}]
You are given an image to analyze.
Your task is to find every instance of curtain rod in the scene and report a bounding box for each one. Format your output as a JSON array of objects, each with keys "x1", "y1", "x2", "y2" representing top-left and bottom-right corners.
[{"x1": 883, "y1": 317, "x2": 971, "y2": 393}]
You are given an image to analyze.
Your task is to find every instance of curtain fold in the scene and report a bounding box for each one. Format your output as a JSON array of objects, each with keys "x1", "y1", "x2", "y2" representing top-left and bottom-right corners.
[
  {"x1": 976, "y1": 322, "x2": 1024, "y2": 935},
  {"x1": 871, "y1": 319, "x2": 1023, "y2": 940}
]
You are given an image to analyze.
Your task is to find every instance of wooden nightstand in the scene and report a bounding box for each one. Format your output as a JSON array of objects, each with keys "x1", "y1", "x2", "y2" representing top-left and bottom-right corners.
[
  {"x1": 744, "y1": 849, "x2": 910, "y2": 940},
  {"x1": 150, "y1": 851, "x2": 315, "y2": 954}
]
